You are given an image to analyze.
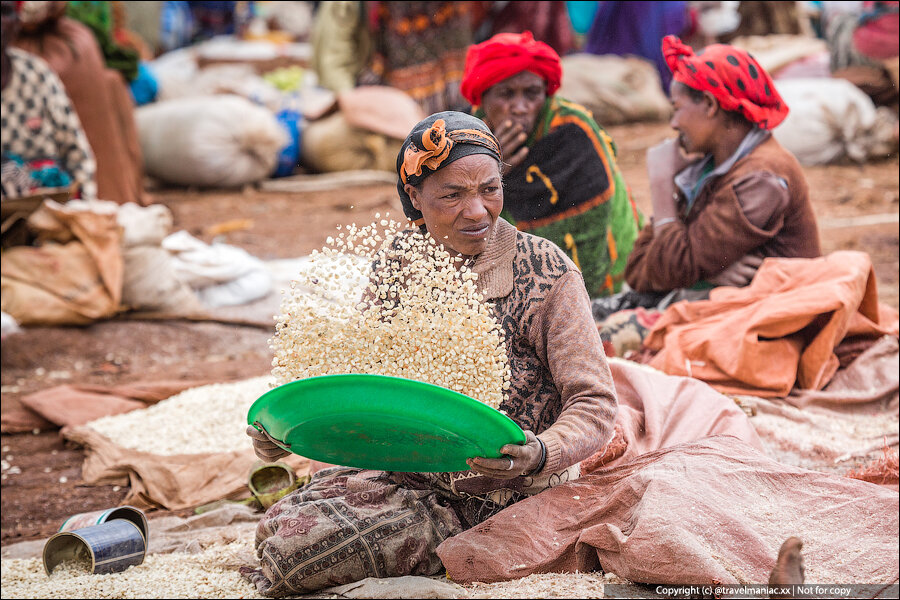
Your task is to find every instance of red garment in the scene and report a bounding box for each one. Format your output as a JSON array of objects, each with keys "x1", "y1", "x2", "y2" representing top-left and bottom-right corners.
[
  {"x1": 663, "y1": 35, "x2": 789, "y2": 130},
  {"x1": 488, "y1": 1, "x2": 575, "y2": 57},
  {"x1": 460, "y1": 30, "x2": 562, "y2": 106},
  {"x1": 853, "y1": 0, "x2": 900, "y2": 60}
]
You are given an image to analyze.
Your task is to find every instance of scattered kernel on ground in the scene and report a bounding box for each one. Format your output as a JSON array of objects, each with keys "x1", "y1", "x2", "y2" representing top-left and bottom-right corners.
[
  {"x1": 1, "y1": 542, "x2": 258, "y2": 599},
  {"x1": 2, "y1": 544, "x2": 619, "y2": 599}
]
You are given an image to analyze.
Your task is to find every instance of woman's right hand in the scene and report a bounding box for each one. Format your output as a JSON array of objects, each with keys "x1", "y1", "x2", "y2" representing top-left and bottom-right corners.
[
  {"x1": 246, "y1": 424, "x2": 290, "y2": 462},
  {"x1": 647, "y1": 137, "x2": 696, "y2": 182},
  {"x1": 494, "y1": 119, "x2": 529, "y2": 172}
]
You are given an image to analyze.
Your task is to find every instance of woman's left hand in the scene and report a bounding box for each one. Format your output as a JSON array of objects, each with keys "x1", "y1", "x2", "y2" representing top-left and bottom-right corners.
[
  {"x1": 708, "y1": 253, "x2": 764, "y2": 287},
  {"x1": 466, "y1": 430, "x2": 542, "y2": 479}
]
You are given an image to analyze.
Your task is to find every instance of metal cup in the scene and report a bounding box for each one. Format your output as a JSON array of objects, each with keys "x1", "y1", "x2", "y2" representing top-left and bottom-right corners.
[
  {"x1": 249, "y1": 462, "x2": 304, "y2": 509},
  {"x1": 43, "y1": 520, "x2": 146, "y2": 576}
]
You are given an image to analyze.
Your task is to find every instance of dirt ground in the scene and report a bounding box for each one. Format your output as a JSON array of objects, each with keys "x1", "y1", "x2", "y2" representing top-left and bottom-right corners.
[{"x1": 1, "y1": 121, "x2": 898, "y2": 548}]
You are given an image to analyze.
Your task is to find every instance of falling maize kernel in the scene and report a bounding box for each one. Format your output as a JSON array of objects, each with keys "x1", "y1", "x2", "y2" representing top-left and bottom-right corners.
[{"x1": 271, "y1": 219, "x2": 510, "y2": 410}]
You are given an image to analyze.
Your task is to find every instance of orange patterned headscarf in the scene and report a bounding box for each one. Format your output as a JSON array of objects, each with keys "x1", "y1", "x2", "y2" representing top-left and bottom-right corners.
[
  {"x1": 397, "y1": 111, "x2": 501, "y2": 222},
  {"x1": 400, "y1": 119, "x2": 453, "y2": 184}
]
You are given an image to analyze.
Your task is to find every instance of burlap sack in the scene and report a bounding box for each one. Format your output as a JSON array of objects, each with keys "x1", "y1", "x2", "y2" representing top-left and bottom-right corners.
[
  {"x1": 0, "y1": 200, "x2": 123, "y2": 325},
  {"x1": 301, "y1": 111, "x2": 404, "y2": 173},
  {"x1": 64, "y1": 426, "x2": 310, "y2": 511},
  {"x1": 337, "y1": 85, "x2": 426, "y2": 140},
  {"x1": 558, "y1": 54, "x2": 671, "y2": 125},
  {"x1": 136, "y1": 95, "x2": 287, "y2": 187}
]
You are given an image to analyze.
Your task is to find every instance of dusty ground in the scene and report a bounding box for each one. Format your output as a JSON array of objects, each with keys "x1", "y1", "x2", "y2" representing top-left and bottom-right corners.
[{"x1": 2, "y1": 121, "x2": 898, "y2": 548}]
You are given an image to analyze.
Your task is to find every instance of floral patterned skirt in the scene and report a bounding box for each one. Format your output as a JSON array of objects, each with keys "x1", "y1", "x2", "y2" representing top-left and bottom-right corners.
[
  {"x1": 243, "y1": 463, "x2": 579, "y2": 596},
  {"x1": 242, "y1": 467, "x2": 465, "y2": 596}
]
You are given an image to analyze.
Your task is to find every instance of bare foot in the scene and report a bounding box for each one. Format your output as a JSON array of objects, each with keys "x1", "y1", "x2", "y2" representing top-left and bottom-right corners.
[{"x1": 769, "y1": 537, "x2": 804, "y2": 599}]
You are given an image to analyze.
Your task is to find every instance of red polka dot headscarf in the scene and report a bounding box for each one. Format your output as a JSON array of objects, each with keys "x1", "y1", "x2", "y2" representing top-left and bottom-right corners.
[{"x1": 662, "y1": 35, "x2": 789, "y2": 130}]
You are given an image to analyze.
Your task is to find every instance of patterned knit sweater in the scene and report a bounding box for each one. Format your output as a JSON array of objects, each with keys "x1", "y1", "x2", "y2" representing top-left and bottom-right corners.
[{"x1": 473, "y1": 218, "x2": 618, "y2": 473}]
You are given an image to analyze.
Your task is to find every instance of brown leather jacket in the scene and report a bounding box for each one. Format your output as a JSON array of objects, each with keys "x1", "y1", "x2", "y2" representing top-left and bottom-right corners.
[{"x1": 625, "y1": 135, "x2": 821, "y2": 293}]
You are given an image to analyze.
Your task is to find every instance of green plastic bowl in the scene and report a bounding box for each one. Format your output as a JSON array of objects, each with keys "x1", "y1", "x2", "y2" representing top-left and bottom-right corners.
[{"x1": 247, "y1": 373, "x2": 525, "y2": 472}]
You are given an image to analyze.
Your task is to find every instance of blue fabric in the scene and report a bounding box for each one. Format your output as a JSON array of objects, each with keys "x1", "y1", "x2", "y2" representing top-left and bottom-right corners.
[
  {"x1": 188, "y1": 0, "x2": 239, "y2": 40},
  {"x1": 273, "y1": 109, "x2": 302, "y2": 178},
  {"x1": 159, "y1": 0, "x2": 195, "y2": 52},
  {"x1": 129, "y1": 63, "x2": 159, "y2": 106},
  {"x1": 31, "y1": 165, "x2": 71, "y2": 188},
  {"x1": 566, "y1": 1, "x2": 600, "y2": 34},
  {"x1": 685, "y1": 158, "x2": 715, "y2": 211},
  {"x1": 584, "y1": 1, "x2": 688, "y2": 90},
  {"x1": 5, "y1": 154, "x2": 73, "y2": 190}
]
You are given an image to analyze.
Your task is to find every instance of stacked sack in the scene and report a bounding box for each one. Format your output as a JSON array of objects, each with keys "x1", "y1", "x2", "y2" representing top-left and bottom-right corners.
[
  {"x1": 118, "y1": 204, "x2": 273, "y2": 311},
  {"x1": 116, "y1": 203, "x2": 205, "y2": 314}
]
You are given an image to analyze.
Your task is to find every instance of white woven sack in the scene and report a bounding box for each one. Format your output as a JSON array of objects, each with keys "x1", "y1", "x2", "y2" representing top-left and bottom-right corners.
[
  {"x1": 121, "y1": 246, "x2": 204, "y2": 313},
  {"x1": 117, "y1": 202, "x2": 174, "y2": 248},
  {"x1": 136, "y1": 94, "x2": 287, "y2": 187},
  {"x1": 161, "y1": 230, "x2": 272, "y2": 307},
  {"x1": 773, "y1": 78, "x2": 895, "y2": 165}
]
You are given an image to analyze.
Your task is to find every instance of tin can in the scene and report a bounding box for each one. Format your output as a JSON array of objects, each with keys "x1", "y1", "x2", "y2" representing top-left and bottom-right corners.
[
  {"x1": 43, "y1": 520, "x2": 146, "y2": 575},
  {"x1": 59, "y1": 506, "x2": 148, "y2": 542}
]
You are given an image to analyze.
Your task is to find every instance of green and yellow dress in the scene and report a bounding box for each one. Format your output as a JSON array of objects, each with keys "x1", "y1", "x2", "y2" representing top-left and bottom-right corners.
[{"x1": 478, "y1": 96, "x2": 643, "y2": 297}]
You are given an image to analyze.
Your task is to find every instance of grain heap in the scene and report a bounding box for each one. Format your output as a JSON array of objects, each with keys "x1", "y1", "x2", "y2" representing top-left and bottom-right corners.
[
  {"x1": 271, "y1": 215, "x2": 511, "y2": 409},
  {"x1": 85, "y1": 377, "x2": 272, "y2": 455}
]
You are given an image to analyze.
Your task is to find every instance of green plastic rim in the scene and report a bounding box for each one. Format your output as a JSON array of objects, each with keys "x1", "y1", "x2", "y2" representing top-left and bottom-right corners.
[{"x1": 247, "y1": 373, "x2": 525, "y2": 473}]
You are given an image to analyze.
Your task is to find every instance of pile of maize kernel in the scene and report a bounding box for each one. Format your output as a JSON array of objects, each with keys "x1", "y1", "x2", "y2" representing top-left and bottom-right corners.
[
  {"x1": 86, "y1": 377, "x2": 272, "y2": 455},
  {"x1": 271, "y1": 216, "x2": 511, "y2": 409}
]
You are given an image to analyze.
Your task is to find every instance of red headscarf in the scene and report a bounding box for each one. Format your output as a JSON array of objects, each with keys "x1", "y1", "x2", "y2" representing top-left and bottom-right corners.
[
  {"x1": 460, "y1": 31, "x2": 562, "y2": 107},
  {"x1": 663, "y1": 35, "x2": 789, "y2": 130}
]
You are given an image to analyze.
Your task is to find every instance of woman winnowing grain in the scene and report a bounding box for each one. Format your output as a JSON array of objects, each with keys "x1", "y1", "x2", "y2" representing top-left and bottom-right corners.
[{"x1": 243, "y1": 111, "x2": 618, "y2": 596}]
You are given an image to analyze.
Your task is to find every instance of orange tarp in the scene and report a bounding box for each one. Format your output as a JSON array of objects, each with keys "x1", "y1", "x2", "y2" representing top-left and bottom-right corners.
[
  {"x1": 437, "y1": 436, "x2": 899, "y2": 585},
  {"x1": 644, "y1": 251, "x2": 899, "y2": 397}
]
